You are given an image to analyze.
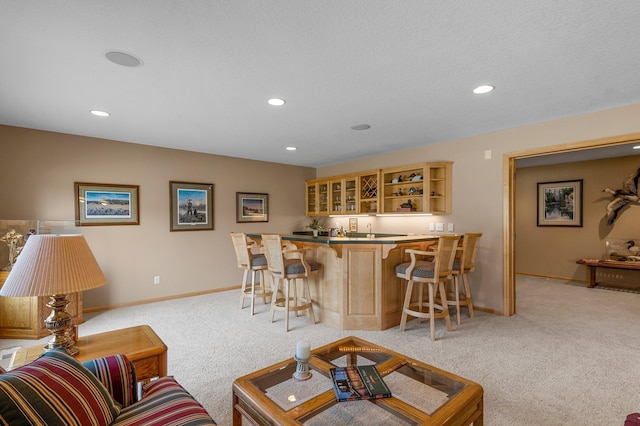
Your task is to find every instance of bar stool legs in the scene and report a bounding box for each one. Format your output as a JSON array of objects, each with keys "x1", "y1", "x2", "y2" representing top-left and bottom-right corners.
[{"x1": 270, "y1": 277, "x2": 315, "y2": 332}]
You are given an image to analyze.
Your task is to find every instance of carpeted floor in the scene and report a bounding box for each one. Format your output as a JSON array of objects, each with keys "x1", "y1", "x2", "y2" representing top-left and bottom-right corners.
[{"x1": 2, "y1": 275, "x2": 639, "y2": 425}]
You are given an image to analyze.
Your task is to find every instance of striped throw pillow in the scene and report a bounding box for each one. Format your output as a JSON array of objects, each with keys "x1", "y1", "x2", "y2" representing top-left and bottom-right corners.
[{"x1": 0, "y1": 348, "x2": 121, "y2": 425}]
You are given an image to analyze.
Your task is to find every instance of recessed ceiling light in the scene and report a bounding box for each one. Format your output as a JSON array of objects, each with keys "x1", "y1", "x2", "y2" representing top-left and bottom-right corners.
[
  {"x1": 473, "y1": 85, "x2": 495, "y2": 94},
  {"x1": 268, "y1": 98, "x2": 286, "y2": 106},
  {"x1": 286, "y1": 146, "x2": 297, "y2": 151},
  {"x1": 350, "y1": 124, "x2": 371, "y2": 131},
  {"x1": 105, "y1": 50, "x2": 143, "y2": 67},
  {"x1": 90, "y1": 110, "x2": 110, "y2": 117}
]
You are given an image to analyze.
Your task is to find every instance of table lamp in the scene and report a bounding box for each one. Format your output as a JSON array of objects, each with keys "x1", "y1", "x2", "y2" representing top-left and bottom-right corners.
[{"x1": 0, "y1": 234, "x2": 107, "y2": 355}]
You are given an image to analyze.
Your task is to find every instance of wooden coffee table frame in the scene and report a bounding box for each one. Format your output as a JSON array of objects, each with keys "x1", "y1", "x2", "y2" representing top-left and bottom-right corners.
[
  {"x1": 233, "y1": 336, "x2": 483, "y2": 426},
  {"x1": 9, "y1": 325, "x2": 167, "y2": 385}
]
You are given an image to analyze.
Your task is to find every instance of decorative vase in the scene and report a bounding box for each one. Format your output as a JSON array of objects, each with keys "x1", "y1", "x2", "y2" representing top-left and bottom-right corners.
[{"x1": 313, "y1": 229, "x2": 318, "y2": 237}]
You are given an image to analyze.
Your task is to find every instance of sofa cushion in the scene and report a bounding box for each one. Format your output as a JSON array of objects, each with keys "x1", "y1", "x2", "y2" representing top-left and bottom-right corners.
[
  {"x1": 112, "y1": 376, "x2": 216, "y2": 426},
  {"x1": 0, "y1": 348, "x2": 121, "y2": 426},
  {"x1": 83, "y1": 354, "x2": 137, "y2": 408}
]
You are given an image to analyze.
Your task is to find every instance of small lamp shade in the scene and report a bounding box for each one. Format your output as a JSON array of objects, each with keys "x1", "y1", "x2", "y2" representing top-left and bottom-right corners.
[
  {"x1": 0, "y1": 234, "x2": 106, "y2": 297},
  {"x1": 0, "y1": 234, "x2": 106, "y2": 355}
]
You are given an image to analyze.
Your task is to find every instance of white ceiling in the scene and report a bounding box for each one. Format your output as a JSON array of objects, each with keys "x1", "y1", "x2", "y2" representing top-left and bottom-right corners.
[{"x1": 1, "y1": 1, "x2": 639, "y2": 168}]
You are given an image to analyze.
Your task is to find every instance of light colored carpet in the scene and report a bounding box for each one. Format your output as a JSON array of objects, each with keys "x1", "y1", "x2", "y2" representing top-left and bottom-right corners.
[{"x1": 2, "y1": 275, "x2": 639, "y2": 425}]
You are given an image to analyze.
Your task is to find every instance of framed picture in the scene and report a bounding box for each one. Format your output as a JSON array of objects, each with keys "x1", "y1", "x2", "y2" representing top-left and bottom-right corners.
[
  {"x1": 75, "y1": 182, "x2": 139, "y2": 226},
  {"x1": 170, "y1": 181, "x2": 214, "y2": 231},
  {"x1": 537, "y1": 179, "x2": 583, "y2": 227},
  {"x1": 349, "y1": 217, "x2": 358, "y2": 232},
  {"x1": 236, "y1": 192, "x2": 269, "y2": 223}
]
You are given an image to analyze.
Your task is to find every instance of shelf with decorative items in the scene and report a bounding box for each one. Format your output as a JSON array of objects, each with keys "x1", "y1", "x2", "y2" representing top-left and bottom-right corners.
[
  {"x1": 305, "y1": 162, "x2": 451, "y2": 216},
  {"x1": 381, "y1": 164, "x2": 428, "y2": 214},
  {"x1": 426, "y1": 162, "x2": 453, "y2": 214}
]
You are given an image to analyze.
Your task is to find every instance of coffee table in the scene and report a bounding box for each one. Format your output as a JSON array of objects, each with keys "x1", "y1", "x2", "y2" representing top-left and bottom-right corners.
[
  {"x1": 232, "y1": 336, "x2": 483, "y2": 425},
  {"x1": 9, "y1": 325, "x2": 167, "y2": 385}
]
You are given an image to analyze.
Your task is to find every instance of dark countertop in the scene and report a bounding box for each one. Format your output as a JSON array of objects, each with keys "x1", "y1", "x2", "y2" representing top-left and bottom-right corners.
[{"x1": 247, "y1": 232, "x2": 442, "y2": 245}]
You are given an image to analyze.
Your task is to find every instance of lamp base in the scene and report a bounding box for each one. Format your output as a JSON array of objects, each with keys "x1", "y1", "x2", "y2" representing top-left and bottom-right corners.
[{"x1": 44, "y1": 294, "x2": 79, "y2": 356}]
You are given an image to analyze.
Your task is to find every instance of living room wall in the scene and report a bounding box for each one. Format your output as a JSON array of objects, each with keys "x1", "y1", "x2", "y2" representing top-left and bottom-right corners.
[
  {"x1": 2, "y1": 103, "x2": 640, "y2": 314},
  {"x1": 516, "y1": 155, "x2": 640, "y2": 285},
  {"x1": 0, "y1": 125, "x2": 315, "y2": 310}
]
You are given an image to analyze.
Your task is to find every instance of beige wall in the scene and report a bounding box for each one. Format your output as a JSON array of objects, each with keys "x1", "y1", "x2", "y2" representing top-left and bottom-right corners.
[
  {"x1": 2, "y1": 103, "x2": 640, "y2": 313},
  {"x1": 317, "y1": 103, "x2": 640, "y2": 313},
  {"x1": 516, "y1": 156, "x2": 640, "y2": 283},
  {"x1": 0, "y1": 125, "x2": 315, "y2": 309}
]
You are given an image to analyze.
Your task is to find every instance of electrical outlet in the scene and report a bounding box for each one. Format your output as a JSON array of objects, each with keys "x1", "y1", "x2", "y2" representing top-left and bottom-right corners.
[
  {"x1": 435, "y1": 223, "x2": 444, "y2": 232},
  {"x1": 428, "y1": 223, "x2": 435, "y2": 231},
  {"x1": 447, "y1": 223, "x2": 454, "y2": 232},
  {"x1": 153, "y1": 276, "x2": 160, "y2": 285}
]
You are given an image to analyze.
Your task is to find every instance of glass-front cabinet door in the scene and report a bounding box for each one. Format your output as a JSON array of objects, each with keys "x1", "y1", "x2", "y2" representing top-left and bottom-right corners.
[
  {"x1": 330, "y1": 179, "x2": 343, "y2": 214},
  {"x1": 306, "y1": 180, "x2": 330, "y2": 216},
  {"x1": 306, "y1": 182, "x2": 317, "y2": 215},
  {"x1": 317, "y1": 182, "x2": 329, "y2": 215},
  {"x1": 344, "y1": 177, "x2": 358, "y2": 214}
]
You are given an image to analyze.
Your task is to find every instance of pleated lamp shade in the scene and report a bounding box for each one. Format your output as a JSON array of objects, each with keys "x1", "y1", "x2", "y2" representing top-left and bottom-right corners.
[{"x1": 0, "y1": 234, "x2": 107, "y2": 297}]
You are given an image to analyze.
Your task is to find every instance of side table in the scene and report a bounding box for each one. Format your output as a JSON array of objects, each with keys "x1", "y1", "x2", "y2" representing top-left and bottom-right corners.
[{"x1": 9, "y1": 325, "x2": 167, "y2": 384}]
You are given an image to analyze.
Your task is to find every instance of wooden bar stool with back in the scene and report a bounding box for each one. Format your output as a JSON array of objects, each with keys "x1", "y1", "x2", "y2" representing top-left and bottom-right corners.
[
  {"x1": 261, "y1": 234, "x2": 320, "y2": 332},
  {"x1": 395, "y1": 235, "x2": 460, "y2": 341},
  {"x1": 445, "y1": 232, "x2": 482, "y2": 325},
  {"x1": 230, "y1": 232, "x2": 272, "y2": 315}
]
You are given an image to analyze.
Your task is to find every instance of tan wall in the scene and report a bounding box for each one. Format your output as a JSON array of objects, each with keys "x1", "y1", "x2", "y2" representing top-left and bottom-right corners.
[
  {"x1": 3, "y1": 103, "x2": 640, "y2": 313},
  {"x1": 516, "y1": 156, "x2": 640, "y2": 283},
  {"x1": 317, "y1": 103, "x2": 640, "y2": 313},
  {"x1": 0, "y1": 125, "x2": 315, "y2": 309}
]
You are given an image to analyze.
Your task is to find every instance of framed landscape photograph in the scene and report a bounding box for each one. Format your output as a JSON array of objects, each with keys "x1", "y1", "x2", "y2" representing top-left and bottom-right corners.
[
  {"x1": 170, "y1": 181, "x2": 214, "y2": 231},
  {"x1": 236, "y1": 192, "x2": 268, "y2": 223},
  {"x1": 537, "y1": 179, "x2": 583, "y2": 227},
  {"x1": 75, "y1": 182, "x2": 139, "y2": 226}
]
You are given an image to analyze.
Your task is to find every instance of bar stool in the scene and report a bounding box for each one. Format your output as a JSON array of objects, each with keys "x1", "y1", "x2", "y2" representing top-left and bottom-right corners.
[
  {"x1": 447, "y1": 233, "x2": 482, "y2": 325},
  {"x1": 261, "y1": 234, "x2": 319, "y2": 332},
  {"x1": 395, "y1": 235, "x2": 460, "y2": 341},
  {"x1": 230, "y1": 232, "x2": 272, "y2": 315}
]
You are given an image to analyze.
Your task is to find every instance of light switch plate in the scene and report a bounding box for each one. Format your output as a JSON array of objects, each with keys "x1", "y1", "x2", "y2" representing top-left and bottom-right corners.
[
  {"x1": 435, "y1": 223, "x2": 444, "y2": 232},
  {"x1": 428, "y1": 223, "x2": 435, "y2": 231},
  {"x1": 447, "y1": 223, "x2": 454, "y2": 232}
]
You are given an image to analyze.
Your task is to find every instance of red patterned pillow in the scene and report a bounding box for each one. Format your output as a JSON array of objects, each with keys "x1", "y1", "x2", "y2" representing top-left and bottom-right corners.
[{"x1": 0, "y1": 348, "x2": 121, "y2": 425}]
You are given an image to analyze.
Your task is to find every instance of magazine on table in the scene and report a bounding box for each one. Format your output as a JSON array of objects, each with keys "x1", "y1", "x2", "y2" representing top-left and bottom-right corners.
[{"x1": 329, "y1": 365, "x2": 392, "y2": 402}]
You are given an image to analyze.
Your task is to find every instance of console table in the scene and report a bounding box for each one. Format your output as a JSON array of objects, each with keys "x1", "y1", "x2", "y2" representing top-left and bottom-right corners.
[
  {"x1": 576, "y1": 259, "x2": 640, "y2": 288},
  {"x1": 9, "y1": 325, "x2": 167, "y2": 384},
  {"x1": 0, "y1": 271, "x2": 83, "y2": 339}
]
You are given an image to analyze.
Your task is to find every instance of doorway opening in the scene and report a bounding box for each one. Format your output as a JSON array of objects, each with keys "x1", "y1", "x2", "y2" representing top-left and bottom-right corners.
[{"x1": 503, "y1": 132, "x2": 640, "y2": 315}]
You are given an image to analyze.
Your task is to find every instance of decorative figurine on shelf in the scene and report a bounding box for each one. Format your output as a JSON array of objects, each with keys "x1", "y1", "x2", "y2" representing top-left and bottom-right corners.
[
  {"x1": 400, "y1": 200, "x2": 413, "y2": 209},
  {"x1": 603, "y1": 167, "x2": 640, "y2": 225},
  {"x1": 1, "y1": 229, "x2": 26, "y2": 271}
]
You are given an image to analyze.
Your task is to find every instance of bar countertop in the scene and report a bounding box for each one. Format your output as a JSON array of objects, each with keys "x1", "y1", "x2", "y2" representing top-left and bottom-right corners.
[{"x1": 247, "y1": 232, "x2": 443, "y2": 245}]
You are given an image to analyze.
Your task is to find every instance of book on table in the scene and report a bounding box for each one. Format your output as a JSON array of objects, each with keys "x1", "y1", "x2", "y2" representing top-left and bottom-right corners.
[{"x1": 329, "y1": 365, "x2": 392, "y2": 402}]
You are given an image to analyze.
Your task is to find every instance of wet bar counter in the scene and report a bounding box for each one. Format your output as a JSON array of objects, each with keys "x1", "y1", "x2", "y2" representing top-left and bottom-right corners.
[{"x1": 247, "y1": 232, "x2": 440, "y2": 330}]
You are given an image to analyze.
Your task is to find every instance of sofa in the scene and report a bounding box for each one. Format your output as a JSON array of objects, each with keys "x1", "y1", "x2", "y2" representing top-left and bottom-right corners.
[{"x1": 0, "y1": 348, "x2": 216, "y2": 425}]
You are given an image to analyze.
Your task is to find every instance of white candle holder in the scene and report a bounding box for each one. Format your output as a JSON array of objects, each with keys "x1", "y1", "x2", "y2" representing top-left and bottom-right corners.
[{"x1": 293, "y1": 355, "x2": 312, "y2": 381}]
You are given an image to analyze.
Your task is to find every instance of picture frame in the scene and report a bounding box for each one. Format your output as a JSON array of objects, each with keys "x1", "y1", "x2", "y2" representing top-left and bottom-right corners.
[
  {"x1": 349, "y1": 217, "x2": 358, "y2": 232},
  {"x1": 74, "y1": 182, "x2": 139, "y2": 226},
  {"x1": 170, "y1": 181, "x2": 214, "y2": 231},
  {"x1": 537, "y1": 179, "x2": 583, "y2": 227},
  {"x1": 236, "y1": 192, "x2": 269, "y2": 223}
]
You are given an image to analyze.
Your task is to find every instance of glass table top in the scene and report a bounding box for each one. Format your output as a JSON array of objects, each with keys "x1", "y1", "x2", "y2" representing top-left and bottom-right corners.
[{"x1": 235, "y1": 336, "x2": 480, "y2": 425}]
